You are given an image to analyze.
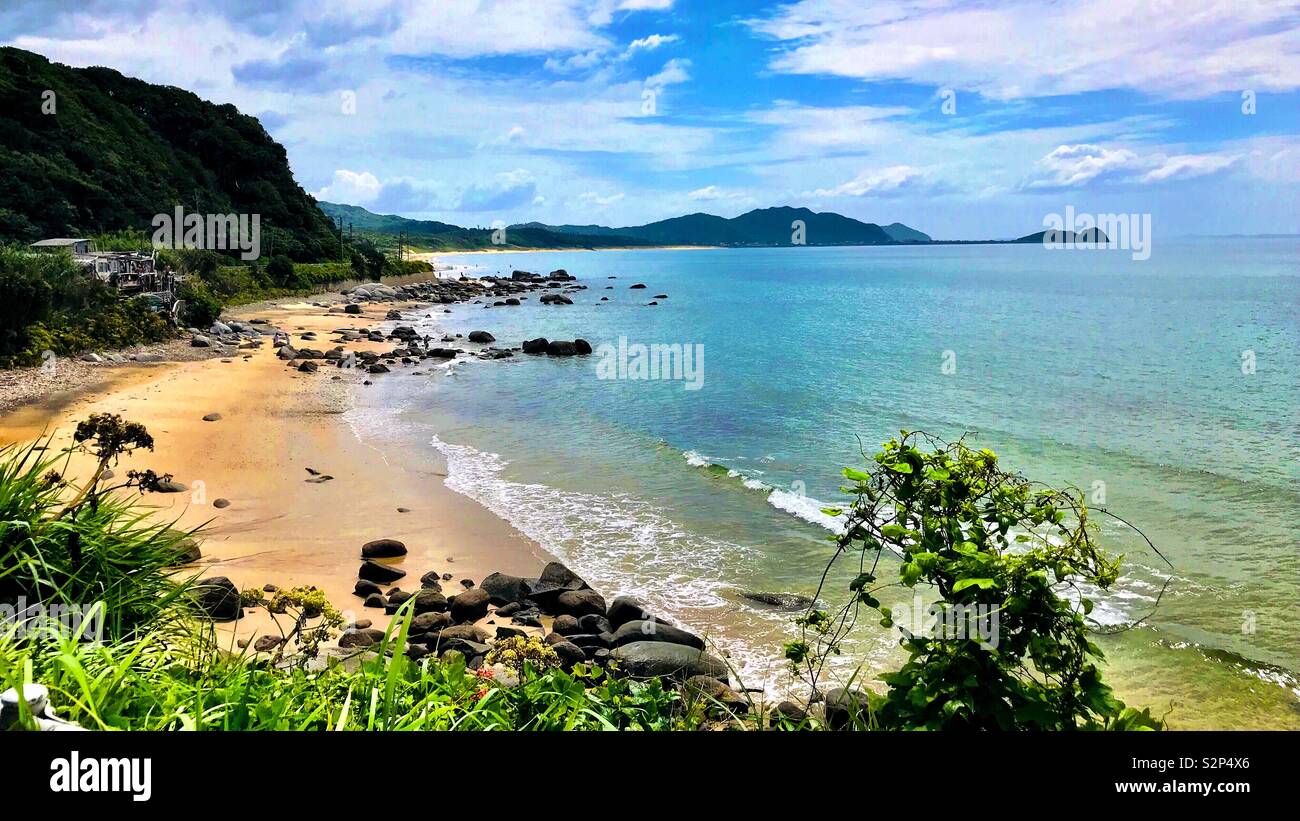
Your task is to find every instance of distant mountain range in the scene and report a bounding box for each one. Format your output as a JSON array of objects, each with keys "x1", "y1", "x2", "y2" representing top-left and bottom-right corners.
[{"x1": 320, "y1": 202, "x2": 934, "y2": 249}]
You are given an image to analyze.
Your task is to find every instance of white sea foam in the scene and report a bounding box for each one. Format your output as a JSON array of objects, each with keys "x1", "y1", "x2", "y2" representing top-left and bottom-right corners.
[
  {"x1": 682, "y1": 449, "x2": 709, "y2": 467},
  {"x1": 429, "y1": 435, "x2": 799, "y2": 685},
  {"x1": 765, "y1": 487, "x2": 846, "y2": 532}
]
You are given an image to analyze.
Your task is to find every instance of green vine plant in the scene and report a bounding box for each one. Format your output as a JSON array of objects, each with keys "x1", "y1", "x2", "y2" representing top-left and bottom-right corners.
[{"x1": 787, "y1": 431, "x2": 1164, "y2": 730}]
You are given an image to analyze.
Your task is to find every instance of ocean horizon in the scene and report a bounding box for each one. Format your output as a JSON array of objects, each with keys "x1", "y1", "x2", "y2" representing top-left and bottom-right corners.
[{"x1": 346, "y1": 239, "x2": 1300, "y2": 729}]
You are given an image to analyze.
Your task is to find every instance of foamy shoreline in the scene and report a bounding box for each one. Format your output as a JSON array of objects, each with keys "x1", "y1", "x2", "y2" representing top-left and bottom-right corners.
[{"x1": 0, "y1": 286, "x2": 559, "y2": 648}]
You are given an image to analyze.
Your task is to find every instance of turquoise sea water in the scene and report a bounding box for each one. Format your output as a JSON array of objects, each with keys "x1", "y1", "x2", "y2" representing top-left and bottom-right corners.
[{"x1": 356, "y1": 240, "x2": 1300, "y2": 728}]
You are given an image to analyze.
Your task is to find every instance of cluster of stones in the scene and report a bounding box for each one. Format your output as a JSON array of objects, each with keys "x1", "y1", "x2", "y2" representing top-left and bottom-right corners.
[
  {"x1": 475, "y1": 269, "x2": 585, "y2": 308},
  {"x1": 189, "y1": 318, "x2": 280, "y2": 352}
]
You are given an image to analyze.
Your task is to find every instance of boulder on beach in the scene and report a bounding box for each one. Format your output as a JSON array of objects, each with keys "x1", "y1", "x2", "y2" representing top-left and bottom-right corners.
[
  {"x1": 339, "y1": 628, "x2": 386, "y2": 649},
  {"x1": 480, "y1": 572, "x2": 529, "y2": 605},
  {"x1": 410, "y1": 611, "x2": 452, "y2": 636},
  {"x1": 550, "y1": 639, "x2": 586, "y2": 669},
  {"x1": 358, "y1": 559, "x2": 406, "y2": 584},
  {"x1": 354, "y1": 579, "x2": 382, "y2": 598},
  {"x1": 610, "y1": 641, "x2": 728, "y2": 681},
  {"x1": 344, "y1": 304, "x2": 362, "y2": 314},
  {"x1": 468, "y1": 330, "x2": 495, "y2": 343},
  {"x1": 610, "y1": 619, "x2": 704, "y2": 650},
  {"x1": 546, "y1": 340, "x2": 577, "y2": 357},
  {"x1": 450, "y1": 587, "x2": 490, "y2": 623},
  {"x1": 193, "y1": 577, "x2": 241, "y2": 621},
  {"x1": 253, "y1": 635, "x2": 284, "y2": 653},
  {"x1": 413, "y1": 588, "x2": 448, "y2": 614},
  {"x1": 202, "y1": 412, "x2": 222, "y2": 422},
  {"x1": 824, "y1": 687, "x2": 872, "y2": 730},
  {"x1": 555, "y1": 589, "x2": 606, "y2": 617},
  {"x1": 361, "y1": 538, "x2": 407, "y2": 559},
  {"x1": 521, "y1": 337, "x2": 549, "y2": 354},
  {"x1": 607, "y1": 595, "x2": 652, "y2": 628}
]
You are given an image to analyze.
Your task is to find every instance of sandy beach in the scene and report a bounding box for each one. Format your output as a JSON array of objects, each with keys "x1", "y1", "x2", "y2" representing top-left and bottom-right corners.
[{"x1": 0, "y1": 292, "x2": 553, "y2": 647}]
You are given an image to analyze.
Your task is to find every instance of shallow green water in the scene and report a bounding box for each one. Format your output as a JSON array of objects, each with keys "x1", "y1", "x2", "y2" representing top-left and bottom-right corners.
[{"x1": 355, "y1": 241, "x2": 1300, "y2": 728}]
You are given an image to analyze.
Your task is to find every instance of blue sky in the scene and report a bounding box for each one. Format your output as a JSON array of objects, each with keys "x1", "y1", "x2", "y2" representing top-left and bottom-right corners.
[{"x1": 4, "y1": 0, "x2": 1299, "y2": 238}]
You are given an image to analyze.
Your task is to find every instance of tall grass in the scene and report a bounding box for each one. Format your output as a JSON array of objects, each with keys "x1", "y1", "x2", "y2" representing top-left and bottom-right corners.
[
  {"x1": 0, "y1": 435, "x2": 804, "y2": 732},
  {"x1": 0, "y1": 607, "x2": 703, "y2": 731},
  {"x1": 0, "y1": 440, "x2": 197, "y2": 641}
]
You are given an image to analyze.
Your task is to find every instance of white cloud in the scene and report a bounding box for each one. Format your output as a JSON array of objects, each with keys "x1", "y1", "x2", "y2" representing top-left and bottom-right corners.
[
  {"x1": 1032, "y1": 144, "x2": 1142, "y2": 187},
  {"x1": 1140, "y1": 153, "x2": 1239, "y2": 183},
  {"x1": 314, "y1": 169, "x2": 384, "y2": 203},
  {"x1": 578, "y1": 191, "x2": 626, "y2": 207},
  {"x1": 748, "y1": 0, "x2": 1300, "y2": 99},
  {"x1": 645, "y1": 57, "x2": 691, "y2": 87},
  {"x1": 628, "y1": 33, "x2": 679, "y2": 52},
  {"x1": 686, "y1": 185, "x2": 729, "y2": 200},
  {"x1": 807, "y1": 165, "x2": 927, "y2": 197},
  {"x1": 1028, "y1": 144, "x2": 1241, "y2": 187}
]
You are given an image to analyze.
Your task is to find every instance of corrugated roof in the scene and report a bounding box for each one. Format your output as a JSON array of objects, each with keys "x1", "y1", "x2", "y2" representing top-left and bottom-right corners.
[{"x1": 30, "y1": 238, "x2": 92, "y2": 247}]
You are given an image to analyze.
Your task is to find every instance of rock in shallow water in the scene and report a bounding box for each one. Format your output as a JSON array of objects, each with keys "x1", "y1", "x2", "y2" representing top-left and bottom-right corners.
[{"x1": 610, "y1": 641, "x2": 728, "y2": 681}]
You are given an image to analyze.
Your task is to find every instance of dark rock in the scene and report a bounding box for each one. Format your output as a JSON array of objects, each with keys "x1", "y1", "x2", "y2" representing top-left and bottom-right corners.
[
  {"x1": 468, "y1": 330, "x2": 495, "y2": 343},
  {"x1": 609, "y1": 641, "x2": 728, "y2": 681},
  {"x1": 339, "y1": 628, "x2": 386, "y2": 649},
  {"x1": 413, "y1": 588, "x2": 448, "y2": 614},
  {"x1": 297, "y1": 361, "x2": 318, "y2": 373},
  {"x1": 387, "y1": 590, "x2": 412, "y2": 608},
  {"x1": 193, "y1": 577, "x2": 241, "y2": 621},
  {"x1": 363, "y1": 593, "x2": 386, "y2": 609},
  {"x1": 202, "y1": 412, "x2": 222, "y2": 422},
  {"x1": 824, "y1": 688, "x2": 872, "y2": 730},
  {"x1": 630, "y1": 283, "x2": 646, "y2": 289},
  {"x1": 450, "y1": 587, "x2": 490, "y2": 623},
  {"x1": 545, "y1": 340, "x2": 577, "y2": 356},
  {"x1": 555, "y1": 589, "x2": 606, "y2": 617},
  {"x1": 410, "y1": 611, "x2": 452, "y2": 635},
  {"x1": 480, "y1": 572, "x2": 529, "y2": 605},
  {"x1": 772, "y1": 700, "x2": 809, "y2": 724},
  {"x1": 212, "y1": 498, "x2": 231, "y2": 509},
  {"x1": 521, "y1": 337, "x2": 549, "y2": 354},
  {"x1": 253, "y1": 635, "x2": 283, "y2": 653},
  {"x1": 419, "y1": 571, "x2": 444, "y2": 589},
  {"x1": 610, "y1": 619, "x2": 704, "y2": 650},
  {"x1": 550, "y1": 639, "x2": 586, "y2": 669},
  {"x1": 607, "y1": 595, "x2": 653, "y2": 628},
  {"x1": 358, "y1": 560, "x2": 406, "y2": 584},
  {"x1": 354, "y1": 579, "x2": 382, "y2": 598},
  {"x1": 552, "y1": 614, "x2": 582, "y2": 635},
  {"x1": 567, "y1": 633, "x2": 612, "y2": 650},
  {"x1": 361, "y1": 538, "x2": 407, "y2": 559},
  {"x1": 155, "y1": 480, "x2": 188, "y2": 493},
  {"x1": 495, "y1": 601, "x2": 521, "y2": 617},
  {"x1": 495, "y1": 625, "x2": 527, "y2": 641},
  {"x1": 537, "y1": 561, "x2": 588, "y2": 591},
  {"x1": 741, "y1": 591, "x2": 815, "y2": 610},
  {"x1": 573, "y1": 338, "x2": 592, "y2": 355},
  {"x1": 684, "y1": 675, "x2": 748, "y2": 713},
  {"x1": 367, "y1": 363, "x2": 390, "y2": 374},
  {"x1": 577, "y1": 613, "x2": 613, "y2": 635}
]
